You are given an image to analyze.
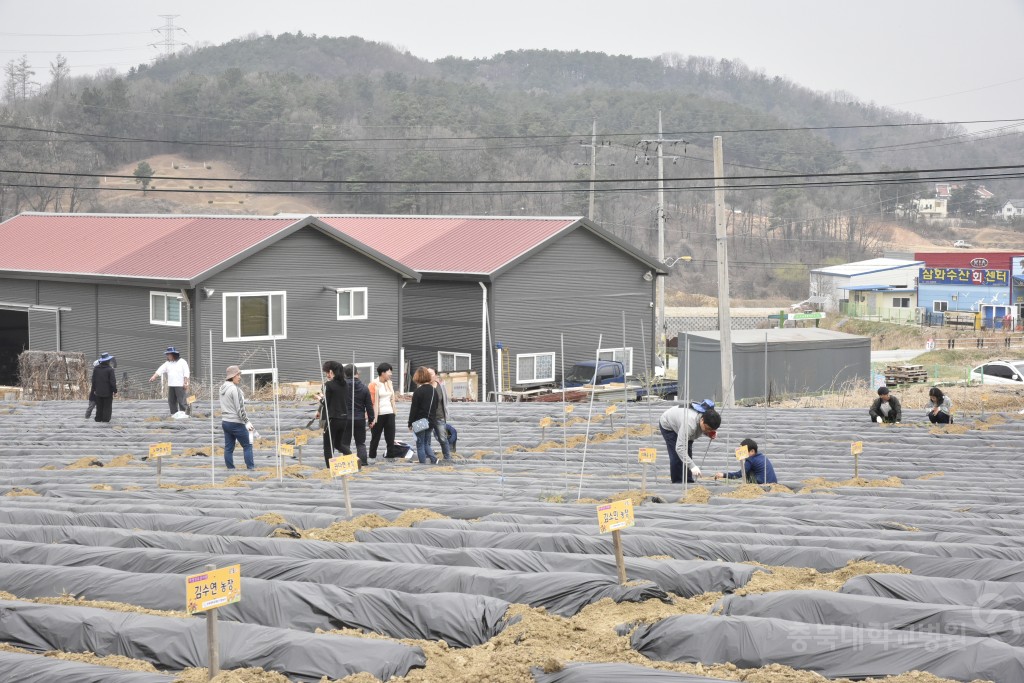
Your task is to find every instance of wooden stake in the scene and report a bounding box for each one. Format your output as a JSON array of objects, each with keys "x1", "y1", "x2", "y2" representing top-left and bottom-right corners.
[
  {"x1": 341, "y1": 475, "x2": 353, "y2": 519},
  {"x1": 611, "y1": 530, "x2": 627, "y2": 584},
  {"x1": 205, "y1": 563, "x2": 220, "y2": 680},
  {"x1": 296, "y1": 445, "x2": 303, "y2": 466},
  {"x1": 641, "y1": 463, "x2": 648, "y2": 494},
  {"x1": 156, "y1": 456, "x2": 162, "y2": 488},
  {"x1": 854, "y1": 452, "x2": 859, "y2": 479}
]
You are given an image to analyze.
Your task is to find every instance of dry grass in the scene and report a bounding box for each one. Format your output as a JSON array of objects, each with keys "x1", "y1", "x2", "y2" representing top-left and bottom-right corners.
[
  {"x1": 64, "y1": 456, "x2": 103, "y2": 469},
  {"x1": 298, "y1": 508, "x2": 448, "y2": 543}
]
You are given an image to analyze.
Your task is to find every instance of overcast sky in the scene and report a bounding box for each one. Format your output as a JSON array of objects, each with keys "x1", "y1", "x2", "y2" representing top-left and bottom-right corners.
[{"x1": 2, "y1": 0, "x2": 1022, "y2": 126}]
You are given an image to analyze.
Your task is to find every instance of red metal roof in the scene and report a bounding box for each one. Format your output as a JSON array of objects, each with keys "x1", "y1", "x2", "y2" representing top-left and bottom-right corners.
[
  {"x1": 914, "y1": 251, "x2": 1021, "y2": 270},
  {"x1": 0, "y1": 214, "x2": 298, "y2": 281},
  {"x1": 316, "y1": 215, "x2": 580, "y2": 274}
]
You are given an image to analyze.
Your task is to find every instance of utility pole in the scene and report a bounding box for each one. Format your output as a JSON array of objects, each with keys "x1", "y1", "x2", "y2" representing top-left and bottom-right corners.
[
  {"x1": 151, "y1": 15, "x2": 189, "y2": 58},
  {"x1": 638, "y1": 111, "x2": 688, "y2": 363},
  {"x1": 576, "y1": 119, "x2": 614, "y2": 222},
  {"x1": 714, "y1": 136, "x2": 735, "y2": 408}
]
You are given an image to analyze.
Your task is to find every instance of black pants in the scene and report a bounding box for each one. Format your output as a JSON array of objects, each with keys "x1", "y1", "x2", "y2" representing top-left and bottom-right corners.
[
  {"x1": 323, "y1": 417, "x2": 352, "y2": 467},
  {"x1": 369, "y1": 413, "x2": 396, "y2": 458},
  {"x1": 93, "y1": 396, "x2": 113, "y2": 423},
  {"x1": 344, "y1": 420, "x2": 368, "y2": 462},
  {"x1": 929, "y1": 411, "x2": 951, "y2": 424},
  {"x1": 168, "y1": 386, "x2": 189, "y2": 415}
]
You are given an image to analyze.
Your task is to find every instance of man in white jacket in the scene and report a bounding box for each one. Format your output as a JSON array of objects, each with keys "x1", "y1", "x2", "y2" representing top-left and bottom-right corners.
[{"x1": 149, "y1": 346, "x2": 190, "y2": 416}]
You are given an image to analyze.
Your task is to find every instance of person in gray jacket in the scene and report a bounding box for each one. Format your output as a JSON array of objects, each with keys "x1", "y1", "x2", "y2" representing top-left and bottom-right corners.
[
  {"x1": 220, "y1": 365, "x2": 255, "y2": 470},
  {"x1": 658, "y1": 400, "x2": 720, "y2": 484}
]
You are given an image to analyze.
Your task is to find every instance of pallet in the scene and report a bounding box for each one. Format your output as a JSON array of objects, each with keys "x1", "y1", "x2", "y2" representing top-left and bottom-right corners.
[{"x1": 884, "y1": 364, "x2": 928, "y2": 384}]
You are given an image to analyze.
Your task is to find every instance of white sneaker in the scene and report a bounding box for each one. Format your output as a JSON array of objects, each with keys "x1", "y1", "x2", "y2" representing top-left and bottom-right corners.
[{"x1": 404, "y1": 452, "x2": 414, "y2": 461}]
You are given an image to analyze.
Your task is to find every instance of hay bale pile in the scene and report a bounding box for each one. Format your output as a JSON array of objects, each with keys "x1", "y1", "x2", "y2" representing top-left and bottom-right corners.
[{"x1": 18, "y1": 350, "x2": 87, "y2": 400}]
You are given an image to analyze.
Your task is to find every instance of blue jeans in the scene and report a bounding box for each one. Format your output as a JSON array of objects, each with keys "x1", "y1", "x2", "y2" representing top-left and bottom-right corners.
[
  {"x1": 431, "y1": 419, "x2": 452, "y2": 460},
  {"x1": 415, "y1": 428, "x2": 436, "y2": 464},
  {"x1": 222, "y1": 421, "x2": 254, "y2": 470},
  {"x1": 660, "y1": 425, "x2": 694, "y2": 484}
]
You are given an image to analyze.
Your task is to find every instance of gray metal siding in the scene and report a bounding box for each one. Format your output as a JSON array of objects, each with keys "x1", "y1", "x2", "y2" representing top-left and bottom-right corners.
[
  {"x1": 96, "y1": 284, "x2": 191, "y2": 389},
  {"x1": 401, "y1": 280, "x2": 483, "y2": 392},
  {"x1": 198, "y1": 227, "x2": 403, "y2": 384},
  {"x1": 27, "y1": 309, "x2": 58, "y2": 351},
  {"x1": 38, "y1": 282, "x2": 97, "y2": 359},
  {"x1": 0, "y1": 278, "x2": 37, "y2": 305},
  {"x1": 492, "y1": 228, "x2": 657, "y2": 385}
]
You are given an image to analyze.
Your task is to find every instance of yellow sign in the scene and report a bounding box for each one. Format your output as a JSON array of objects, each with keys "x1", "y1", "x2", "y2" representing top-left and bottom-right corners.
[
  {"x1": 851, "y1": 441, "x2": 863, "y2": 456},
  {"x1": 638, "y1": 447, "x2": 657, "y2": 464},
  {"x1": 735, "y1": 446, "x2": 751, "y2": 461},
  {"x1": 186, "y1": 395, "x2": 197, "y2": 405},
  {"x1": 186, "y1": 564, "x2": 241, "y2": 614},
  {"x1": 564, "y1": 405, "x2": 574, "y2": 414},
  {"x1": 539, "y1": 417, "x2": 553, "y2": 428},
  {"x1": 149, "y1": 442, "x2": 172, "y2": 457},
  {"x1": 605, "y1": 404, "x2": 618, "y2": 415},
  {"x1": 330, "y1": 454, "x2": 360, "y2": 477},
  {"x1": 597, "y1": 499, "x2": 635, "y2": 534},
  {"x1": 295, "y1": 433, "x2": 308, "y2": 446},
  {"x1": 279, "y1": 443, "x2": 294, "y2": 457}
]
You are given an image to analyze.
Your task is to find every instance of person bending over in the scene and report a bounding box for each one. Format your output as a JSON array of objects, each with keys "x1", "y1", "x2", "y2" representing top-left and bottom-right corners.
[{"x1": 658, "y1": 400, "x2": 720, "y2": 484}]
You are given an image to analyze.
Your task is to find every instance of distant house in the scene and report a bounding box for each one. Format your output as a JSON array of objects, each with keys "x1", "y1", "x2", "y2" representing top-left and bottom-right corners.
[
  {"x1": 935, "y1": 183, "x2": 994, "y2": 200},
  {"x1": 0, "y1": 213, "x2": 418, "y2": 388},
  {"x1": 914, "y1": 197, "x2": 948, "y2": 218},
  {"x1": 1002, "y1": 200, "x2": 1024, "y2": 221},
  {"x1": 317, "y1": 215, "x2": 665, "y2": 398},
  {"x1": 808, "y1": 258, "x2": 923, "y2": 313}
]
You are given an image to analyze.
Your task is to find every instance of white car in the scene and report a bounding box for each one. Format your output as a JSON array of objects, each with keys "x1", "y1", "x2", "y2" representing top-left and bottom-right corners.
[
  {"x1": 953, "y1": 240, "x2": 972, "y2": 248},
  {"x1": 970, "y1": 360, "x2": 1024, "y2": 384}
]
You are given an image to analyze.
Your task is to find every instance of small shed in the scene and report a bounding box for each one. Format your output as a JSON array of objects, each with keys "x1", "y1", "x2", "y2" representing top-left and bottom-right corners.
[{"x1": 678, "y1": 328, "x2": 871, "y2": 402}]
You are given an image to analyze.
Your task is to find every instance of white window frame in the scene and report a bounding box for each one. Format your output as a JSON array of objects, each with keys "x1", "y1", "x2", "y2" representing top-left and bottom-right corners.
[
  {"x1": 933, "y1": 301, "x2": 949, "y2": 312},
  {"x1": 438, "y1": 351, "x2": 471, "y2": 373},
  {"x1": 240, "y1": 367, "x2": 277, "y2": 392},
  {"x1": 222, "y1": 291, "x2": 287, "y2": 342},
  {"x1": 150, "y1": 291, "x2": 183, "y2": 327},
  {"x1": 892, "y1": 297, "x2": 910, "y2": 308},
  {"x1": 353, "y1": 362, "x2": 375, "y2": 381},
  {"x1": 516, "y1": 352, "x2": 556, "y2": 384},
  {"x1": 597, "y1": 347, "x2": 634, "y2": 376},
  {"x1": 336, "y1": 287, "x2": 368, "y2": 321}
]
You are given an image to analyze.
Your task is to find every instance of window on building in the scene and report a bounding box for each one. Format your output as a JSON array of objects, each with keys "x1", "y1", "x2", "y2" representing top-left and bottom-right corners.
[
  {"x1": 353, "y1": 362, "x2": 375, "y2": 380},
  {"x1": 597, "y1": 347, "x2": 633, "y2": 376},
  {"x1": 933, "y1": 301, "x2": 949, "y2": 312},
  {"x1": 150, "y1": 292, "x2": 182, "y2": 327},
  {"x1": 223, "y1": 292, "x2": 286, "y2": 341},
  {"x1": 241, "y1": 368, "x2": 277, "y2": 391},
  {"x1": 336, "y1": 287, "x2": 368, "y2": 320},
  {"x1": 892, "y1": 297, "x2": 911, "y2": 308},
  {"x1": 516, "y1": 352, "x2": 555, "y2": 384},
  {"x1": 438, "y1": 351, "x2": 471, "y2": 373}
]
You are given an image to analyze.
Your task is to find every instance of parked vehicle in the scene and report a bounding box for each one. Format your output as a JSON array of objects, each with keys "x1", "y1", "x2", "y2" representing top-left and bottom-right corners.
[
  {"x1": 564, "y1": 360, "x2": 625, "y2": 387},
  {"x1": 970, "y1": 360, "x2": 1024, "y2": 384},
  {"x1": 953, "y1": 240, "x2": 972, "y2": 248}
]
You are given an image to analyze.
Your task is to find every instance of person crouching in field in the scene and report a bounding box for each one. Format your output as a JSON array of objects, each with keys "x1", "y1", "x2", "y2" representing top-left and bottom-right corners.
[
  {"x1": 869, "y1": 386, "x2": 901, "y2": 424},
  {"x1": 927, "y1": 386, "x2": 952, "y2": 424},
  {"x1": 714, "y1": 438, "x2": 777, "y2": 484}
]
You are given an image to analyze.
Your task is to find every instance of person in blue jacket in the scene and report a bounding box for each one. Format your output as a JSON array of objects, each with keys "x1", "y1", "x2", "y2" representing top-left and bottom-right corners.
[{"x1": 714, "y1": 438, "x2": 777, "y2": 484}]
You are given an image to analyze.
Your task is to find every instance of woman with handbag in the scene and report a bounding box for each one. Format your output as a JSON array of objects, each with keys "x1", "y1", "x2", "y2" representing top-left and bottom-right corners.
[{"x1": 408, "y1": 366, "x2": 438, "y2": 464}]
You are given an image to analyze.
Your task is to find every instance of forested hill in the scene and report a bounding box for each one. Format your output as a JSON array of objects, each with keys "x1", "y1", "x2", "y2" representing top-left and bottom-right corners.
[{"x1": 2, "y1": 33, "x2": 1021, "y2": 299}]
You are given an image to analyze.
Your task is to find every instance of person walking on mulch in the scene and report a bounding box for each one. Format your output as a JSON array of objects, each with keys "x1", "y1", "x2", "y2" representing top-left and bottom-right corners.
[
  {"x1": 85, "y1": 353, "x2": 116, "y2": 419},
  {"x1": 90, "y1": 353, "x2": 117, "y2": 423},
  {"x1": 220, "y1": 365, "x2": 255, "y2": 470},
  {"x1": 149, "y1": 346, "x2": 190, "y2": 416}
]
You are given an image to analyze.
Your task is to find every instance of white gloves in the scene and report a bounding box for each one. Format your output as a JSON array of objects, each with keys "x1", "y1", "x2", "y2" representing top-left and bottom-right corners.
[
  {"x1": 875, "y1": 416, "x2": 882, "y2": 423},
  {"x1": 691, "y1": 466, "x2": 702, "y2": 478},
  {"x1": 245, "y1": 421, "x2": 254, "y2": 431}
]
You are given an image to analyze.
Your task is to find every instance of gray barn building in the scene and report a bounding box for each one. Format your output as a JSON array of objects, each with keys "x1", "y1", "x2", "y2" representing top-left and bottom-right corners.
[
  {"x1": 0, "y1": 213, "x2": 418, "y2": 390},
  {"x1": 318, "y1": 216, "x2": 666, "y2": 398},
  {"x1": 679, "y1": 328, "x2": 871, "y2": 402}
]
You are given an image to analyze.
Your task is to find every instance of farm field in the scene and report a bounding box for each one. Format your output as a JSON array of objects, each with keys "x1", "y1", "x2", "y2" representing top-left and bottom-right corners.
[{"x1": 0, "y1": 399, "x2": 1021, "y2": 682}]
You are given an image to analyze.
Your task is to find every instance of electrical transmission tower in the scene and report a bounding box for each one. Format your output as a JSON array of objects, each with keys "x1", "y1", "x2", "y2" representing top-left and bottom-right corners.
[{"x1": 151, "y1": 15, "x2": 189, "y2": 57}]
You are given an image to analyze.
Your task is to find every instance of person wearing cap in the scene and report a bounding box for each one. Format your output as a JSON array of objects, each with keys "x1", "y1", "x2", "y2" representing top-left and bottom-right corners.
[
  {"x1": 90, "y1": 353, "x2": 117, "y2": 423},
  {"x1": 714, "y1": 438, "x2": 777, "y2": 484},
  {"x1": 658, "y1": 399, "x2": 721, "y2": 484},
  {"x1": 220, "y1": 365, "x2": 255, "y2": 470},
  {"x1": 85, "y1": 353, "x2": 116, "y2": 419},
  {"x1": 869, "y1": 386, "x2": 902, "y2": 424},
  {"x1": 149, "y1": 346, "x2": 190, "y2": 416}
]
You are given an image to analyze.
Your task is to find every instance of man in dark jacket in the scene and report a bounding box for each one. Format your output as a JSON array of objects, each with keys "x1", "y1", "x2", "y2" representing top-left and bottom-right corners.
[
  {"x1": 317, "y1": 360, "x2": 352, "y2": 467},
  {"x1": 90, "y1": 352, "x2": 117, "y2": 423},
  {"x1": 343, "y1": 364, "x2": 375, "y2": 466},
  {"x1": 714, "y1": 438, "x2": 777, "y2": 484},
  {"x1": 869, "y1": 386, "x2": 902, "y2": 424}
]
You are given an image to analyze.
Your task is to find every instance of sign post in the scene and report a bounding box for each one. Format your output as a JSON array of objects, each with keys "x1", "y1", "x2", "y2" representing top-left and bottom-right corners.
[
  {"x1": 149, "y1": 442, "x2": 171, "y2": 487},
  {"x1": 186, "y1": 563, "x2": 241, "y2": 681},
  {"x1": 539, "y1": 416, "x2": 553, "y2": 442},
  {"x1": 294, "y1": 433, "x2": 308, "y2": 465},
  {"x1": 596, "y1": 499, "x2": 635, "y2": 584},
  {"x1": 736, "y1": 445, "x2": 750, "y2": 484},
  {"x1": 605, "y1": 403, "x2": 618, "y2": 431},
  {"x1": 851, "y1": 441, "x2": 863, "y2": 479},
  {"x1": 638, "y1": 447, "x2": 657, "y2": 493},
  {"x1": 330, "y1": 454, "x2": 359, "y2": 518}
]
